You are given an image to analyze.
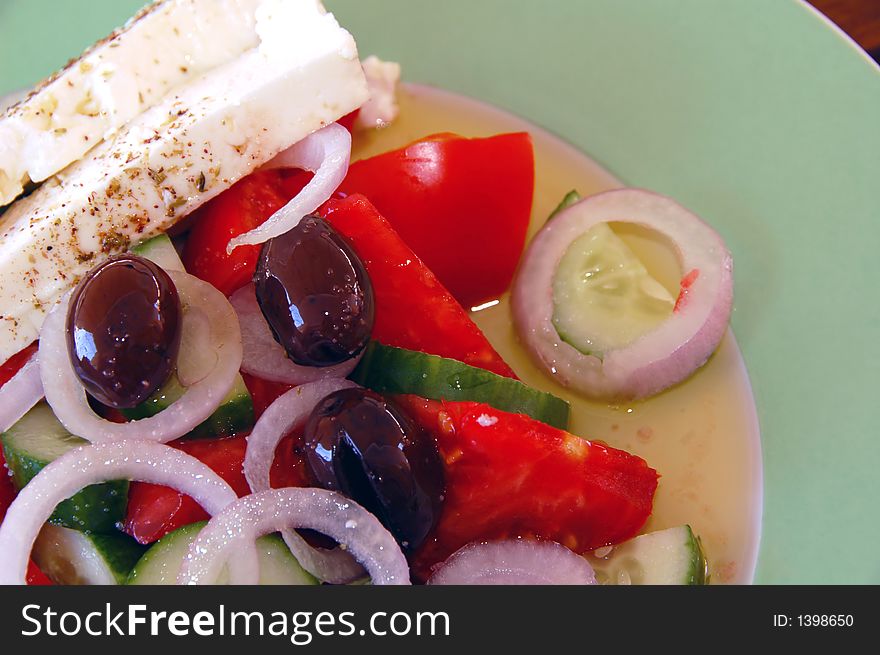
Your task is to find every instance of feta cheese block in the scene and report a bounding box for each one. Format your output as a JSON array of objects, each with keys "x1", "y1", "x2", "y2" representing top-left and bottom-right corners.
[
  {"x1": 0, "y1": 0, "x2": 266, "y2": 208},
  {"x1": 356, "y1": 56, "x2": 402, "y2": 130},
  {"x1": 0, "y1": 0, "x2": 368, "y2": 362}
]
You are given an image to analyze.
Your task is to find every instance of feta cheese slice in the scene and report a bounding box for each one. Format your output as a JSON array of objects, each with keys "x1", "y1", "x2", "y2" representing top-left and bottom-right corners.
[
  {"x1": 356, "y1": 56, "x2": 402, "y2": 130},
  {"x1": 0, "y1": 0, "x2": 368, "y2": 362},
  {"x1": 0, "y1": 0, "x2": 265, "y2": 207}
]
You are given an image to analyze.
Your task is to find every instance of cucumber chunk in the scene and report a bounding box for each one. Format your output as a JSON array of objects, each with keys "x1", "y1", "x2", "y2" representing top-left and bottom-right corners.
[
  {"x1": 350, "y1": 342, "x2": 570, "y2": 429},
  {"x1": 589, "y1": 525, "x2": 709, "y2": 585},
  {"x1": 1, "y1": 403, "x2": 128, "y2": 533},
  {"x1": 552, "y1": 222, "x2": 675, "y2": 358},
  {"x1": 127, "y1": 522, "x2": 318, "y2": 585},
  {"x1": 132, "y1": 233, "x2": 184, "y2": 272},
  {"x1": 120, "y1": 372, "x2": 254, "y2": 439},
  {"x1": 547, "y1": 189, "x2": 581, "y2": 222},
  {"x1": 32, "y1": 524, "x2": 147, "y2": 585}
]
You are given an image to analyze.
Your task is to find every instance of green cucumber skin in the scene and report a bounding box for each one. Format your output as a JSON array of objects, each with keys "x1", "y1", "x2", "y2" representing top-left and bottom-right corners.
[
  {"x1": 34, "y1": 525, "x2": 147, "y2": 585},
  {"x1": 689, "y1": 534, "x2": 710, "y2": 585},
  {"x1": 131, "y1": 233, "x2": 184, "y2": 272},
  {"x1": 547, "y1": 190, "x2": 581, "y2": 222},
  {"x1": 351, "y1": 342, "x2": 570, "y2": 429},
  {"x1": 87, "y1": 532, "x2": 149, "y2": 583},
  {"x1": 1, "y1": 435, "x2": 128, "y2": 535},
  {"x1": 121, "y1": 374, "x2": 254, "y2": 439},
  {"x1": 127, "y1": 522, "x2": 318, "y2": 586},
  {"x1": 590, "y1": 525, "x2": 710, "y2": 585}
]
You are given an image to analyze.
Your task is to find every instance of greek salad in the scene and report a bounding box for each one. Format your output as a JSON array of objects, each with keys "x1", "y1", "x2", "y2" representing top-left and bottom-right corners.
[{"x1": 0, "y1": 0, "x2": 735, "y2": 585}]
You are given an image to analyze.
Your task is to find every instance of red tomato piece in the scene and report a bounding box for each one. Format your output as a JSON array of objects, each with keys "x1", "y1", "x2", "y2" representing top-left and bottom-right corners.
[
  {"x1": 337, "y1": 109, "x2": 360, "y2": 132},
  {"x1": 0, "y1": 452, "x2": 16, "y2": 522},
  {"x1": 26, "y1": 561, "x2": 53, "y2": 585},
  {"x1": 182, "y1": 170, "x2": 291, "y2": 296},
  {"x1": 123, "y1": 433, "x2": 310, "y2": 544},
  {"x1": 182, "y1": 169, "x2": 315, "y2": 296},
  {"x1": 320, "y1": 194, "x2": 517, "y2": 379},
  {"x1": 241, "y1": 372, "x2": 295, "y2": 420},
  {"x1": 397, "y1": 396, "x2": 659, "y2": 581},
  {"x1": 0, "y1": 342, "x2": 38, "y2": 387},
  {"x1": 123, "y1": 436, "x2": 249, "y2": 544},
  {"x1": 673, "y1": 268, "x2": 701, "y2": 313},
  {"x1": 338, "y1": 133, "x2": 535, "y2": 308},
  {"x1": 1, "y1": 449, "x2": 52, "y2": 584}
]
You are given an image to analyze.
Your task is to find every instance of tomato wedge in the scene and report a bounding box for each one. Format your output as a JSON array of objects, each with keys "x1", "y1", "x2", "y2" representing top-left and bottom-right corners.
[
  {"x1": 241, "y1": 372, "x2": 295, "y2": 420},
  {"x1": 182, "y1": 170, "x2": 291, "y2": 296},
  {"x1": 26, "y1": 560, "x2": 53, "y2": 585},
  {"x1": 0, "y1": 342, "x2": 37, "y2": 387},
  {"x1": 183, "y1": 168, "x2": 315, "y2": 296},
  {"x1": 338, "y1": 133, "x2": 534, "y2": 308},
  {"x1": 122, "y1": 434, "x2": 309, "y2": 544},
  {"x1": 123, "y1": 436, "x2": 249, "y2": 544},
  {"x1": 1, "y1": 449, "x2": 52, "y2": 585},
  {"x1": 321, "y1": 194, "x2": 516, "y2": 379},
  {"x1": 397, "y1": 396, "x2": 659, "y2": 581}
]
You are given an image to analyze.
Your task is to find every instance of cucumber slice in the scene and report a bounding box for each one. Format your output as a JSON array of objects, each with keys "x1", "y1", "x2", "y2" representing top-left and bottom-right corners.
[
  {"x1": 120, "y1": 372, "x2": 254, "y2": 439},
  {"x1": 127, "y1": 522, "x2": 318, "y2": 585},
  {"x1": 1, "y1": 403, "x2": 128, "y2": 533},
  {"x1": 589, "y1": 525, "x2": 709, "y2": 585},
  {"x1": 552, "y1": 221, "x2": 675, "y2": 357},
  {"x1": 131, "y1": 233, "x2": 184, "y2": 271},
  {"x1": 32, "y1": 524, "x2": 147, "y2": 585},
  {"x1": 350, "y1": 342, "x2": 570, "y2": 429},
  {"x1": 547, "y1": 189, "x2": 581, "y2": 222}
]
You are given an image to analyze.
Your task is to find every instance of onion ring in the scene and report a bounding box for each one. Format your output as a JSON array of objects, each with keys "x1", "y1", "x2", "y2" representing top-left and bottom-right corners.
[
  {"x1": 226, "y1": 123, "x2": 351, "y2": 252},
  {"x1": 0, "y1": 352, "x2": 43, "y2": 433},
  {"x1": 512, "y1": 188, "x2": 733, "y2": 399},
  {"x1": 230, "y1": 284, "x2": 362, "y2": 385},
  {"x1": 0, "y1": 440, "x2": 247, "y2": 585},
  {"x1": 243, "y1": 379, "x2": 365, "y2": 583},
  {"x1": 427, "y1": 539, "x2": 597, "y2": 585},
  {"x1": 178, "y1": 488, "x2": 410, "y2": 585},
  {"x1": 39, "y1": 269, "x2": 243, "y2": 443}
]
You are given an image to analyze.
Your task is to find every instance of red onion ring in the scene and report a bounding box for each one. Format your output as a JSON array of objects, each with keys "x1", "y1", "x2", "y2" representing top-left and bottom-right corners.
[
  {"x1": 226, "y1": 123, "x2": 351, "y2": 252},
  {"x1": 39, "y1": 269, "x2": 243, "y2": 442},
  {"x1": 512, "y1": 188, "x2": 733, "y2": 400},
  {"x1": 230, "y1": 284, "x2": 362, "y2": 384},
  {"x1": 178, "y1": 488, "x2": 410, "y2": 585},
  {"x1": 427, "y1": 539, "x2": 597, "y2": 585},
  {"x1": 0, "y1": 440, "x2": 247, "y2": 585},
  {"x1": 243, "y1": 378, "x2": 365, "y2": 583},
  {"x1": 0, "y1": 352, "x2": 43, "y2": 433}
]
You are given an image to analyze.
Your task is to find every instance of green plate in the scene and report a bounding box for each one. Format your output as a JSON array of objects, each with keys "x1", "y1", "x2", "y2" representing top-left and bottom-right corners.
[{"x1": 2, "y1": 0, "x2": 878, "y2": 584}]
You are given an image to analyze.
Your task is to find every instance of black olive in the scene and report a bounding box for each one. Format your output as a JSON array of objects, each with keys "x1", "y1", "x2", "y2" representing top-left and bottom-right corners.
[
  {"x1": 66, "y1": 254, "x2": 182, "y2": 409},
  {"x1": 303, "y1": 388, "x2": 444, "y2": 551},
  {"x1": 253, "y1": 216, "x2": 373, "y2": 367}
]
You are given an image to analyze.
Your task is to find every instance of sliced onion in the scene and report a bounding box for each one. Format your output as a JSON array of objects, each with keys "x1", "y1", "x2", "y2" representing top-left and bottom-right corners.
[
  {"x1": 512, "y1": 188, "x2": 733, "y2": 400},
  {"x1": 39, "y1": 270, "x2": 243, "y2": 443},
  {"x1": 176, "y1": 306, "x2": 218, "y2": 387},
  {"x1": 226, "y1": 123, "x2": 351, "y2": 252},
  {"x1": 230, "y1": 284, "x2": 363, "y2": 384},
  {"x1": 178, "y1": 488, "x2": 410, "y2": 585},
  {"x1": 427, "y1": 539, "x2": 597, "y2": 585},
  {"x1": 243, "y1": 378, "x2": 365, "y2": 583},
  {"x1": 0, "y1": 352, "x2": 43, "y2": 433},
  {"x1": 0, "y1": 440, "x2": 248, "y2": 585}
]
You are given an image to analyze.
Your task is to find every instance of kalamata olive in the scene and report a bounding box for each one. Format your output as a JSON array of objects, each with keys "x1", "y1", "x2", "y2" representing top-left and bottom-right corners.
[
  {"x1": 303, "y1": 388, "x2": 444, "y2": 551},
  {"x1": 66, "y1": 254, "x2": 182, "y2": 409},
  {"x1": 253, "y1": 215, "x2": 374, "y2": 367}
]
